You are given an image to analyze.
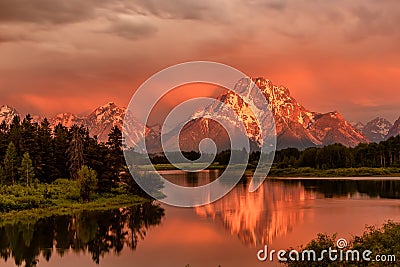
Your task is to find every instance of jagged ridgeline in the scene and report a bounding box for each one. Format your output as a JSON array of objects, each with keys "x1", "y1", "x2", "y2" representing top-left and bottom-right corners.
[{"x1": 1, "y1": 77, "x2": 400, "y2": 152}]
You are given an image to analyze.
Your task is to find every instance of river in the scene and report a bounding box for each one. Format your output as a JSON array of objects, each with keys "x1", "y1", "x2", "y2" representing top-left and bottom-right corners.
[{"x1": 1, "y1": 170, "x2": 400, "y2": 267}]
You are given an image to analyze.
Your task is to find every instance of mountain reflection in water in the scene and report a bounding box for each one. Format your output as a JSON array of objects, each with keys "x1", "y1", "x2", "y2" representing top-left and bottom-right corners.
[
  {"x1": 195, "y1": 179, "x2": 315, "y2": 246},
  {"x1": 1, "y1": 172, "x2": 400, "y2": 267},
  {"x1": 195, "y1": 177, "x2": 400, "y2": 247}
]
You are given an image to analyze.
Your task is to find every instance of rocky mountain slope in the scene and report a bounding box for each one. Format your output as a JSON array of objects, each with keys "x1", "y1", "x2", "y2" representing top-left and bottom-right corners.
[
  {"x1": 387, "y1": 116, "x2": 400, "y2": 139},
  {"x1": 174, "y1": 77, "x2": 368, "y2": 151},
  {"x1": 0, "y1": 105, "x2": 19, "y2": 125},
  {"x1": 1, "y1": 77, "x2": 398, "y2": 151},
  {"x1": 354, "y1": 117, "x2": 393, "y2": 143}
]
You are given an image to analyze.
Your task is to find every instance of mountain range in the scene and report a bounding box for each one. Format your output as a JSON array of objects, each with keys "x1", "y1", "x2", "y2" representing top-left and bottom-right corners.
[
  {"x1": 1, "y1": 77, "x2": 399, "y2": 151},
  {"x1": 175, "y1": 77, "x2": 397, "y2": 151},
  {"x1": 352, "y1": 117, "x2": 393, "y2": 143}
]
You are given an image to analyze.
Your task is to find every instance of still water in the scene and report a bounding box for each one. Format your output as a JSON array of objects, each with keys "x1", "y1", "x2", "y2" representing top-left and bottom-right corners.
[{"x1": 1, "y1": 170, "x2": 400, "y2": 267}]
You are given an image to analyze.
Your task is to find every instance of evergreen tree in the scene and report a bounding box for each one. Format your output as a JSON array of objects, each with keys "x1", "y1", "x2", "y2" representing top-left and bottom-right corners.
[
  {"x1": 0, "y1": 121, "x2": 8, "y2": 163},
  {"x1": 19, "y1": 152, "x2": 35, "y2": 186},
  {"x1": 0, "y1": 165, "x2": 5, "y2": 185},
  {"x1": 8, "y1": 115, "x2": 21, "y2": 156},
  {"x1": 21, "y1": 115, "x2": 37, "y2": 152},
  {"x1": 107, "y1": 126, "x2": 123, "y2": 147},
  {"x1": 101, "y1": 126, "x2": 124, "y2": 191},
  {"x1": 84, "y1": 134, "x2": 114, "y2": 193},
  {"x1": 67, "y1": 126, "x2": 84, "y2": 179},
  {"x1": 77, "y1": 165, "x2": 98, "y2": 201},
  {"x1": 54, "y1": 123, "x2": 69, "y2": 178},
  {"x1": 4, "y1": 142, "x2": 18, "y2": 184},
  {"x1": 37, "y1": 118, "x2": 57, "y2": 182}
]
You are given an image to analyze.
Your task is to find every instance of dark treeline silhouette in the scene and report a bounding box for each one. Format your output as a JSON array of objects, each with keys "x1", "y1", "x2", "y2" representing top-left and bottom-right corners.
[
  {"x1": 150, "y1": 151, "x2": 202, "y2": 164},
  {"x1": 206, "y1": 135, "x2": 400, "y2": 169},
  {"x1": 0, "y1": 202, "x2": 164, "y2": 267},
  {"x1": 273, "y1": 135, "x2": 400, "y2": 169},
  {"x1": 0, "y1": 114, "x2": 127, "y2": 193},
  {"x1": 271, "y1": 179, "x2": 400, "y2": 199},
  {"x1": 149, "y1": 149, "x2": 252, "y2": 165}
]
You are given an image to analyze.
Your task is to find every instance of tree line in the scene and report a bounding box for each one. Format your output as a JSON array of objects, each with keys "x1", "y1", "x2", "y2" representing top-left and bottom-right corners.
[
  {"x1": 0, "y1": 115, "x2": 125, "y2": 195},
  {"x1": 191, "y1": 135, "x2": 400, "y2": 169},
  {"x1": 272, "y1": 135, "x2": 400, "y2": 169},
  {"x1": 2, "y1": 113, "x2": 399, "y2": 188}
]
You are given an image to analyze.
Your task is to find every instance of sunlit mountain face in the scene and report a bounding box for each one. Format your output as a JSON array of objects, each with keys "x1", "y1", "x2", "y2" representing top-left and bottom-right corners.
[
  {"x1": 178, "y1": 77, "x2": 369, "y2": 151},
  {"x1": 195, "y1": 177, "x2": 320, "y2": 247}
]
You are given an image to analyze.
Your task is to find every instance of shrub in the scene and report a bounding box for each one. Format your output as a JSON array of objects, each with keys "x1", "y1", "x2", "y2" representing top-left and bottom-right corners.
[{"x1": 77, "y1": 165, "x2": 98, "y2": 202}]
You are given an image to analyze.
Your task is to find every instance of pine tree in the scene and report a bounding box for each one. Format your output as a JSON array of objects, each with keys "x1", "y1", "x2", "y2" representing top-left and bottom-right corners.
[
  {"x1": 4, "y1": 142, "x2": 18, "y2": 184},
  {"x1": 106, "y1": 126, "x2": 124, "y2": 177},
  {"x1": 100, "y1": 126, "x2": 124, "y2": 192},
  {"x1": 67, "y1": 126, "x2": 84, "y2": 179},
  {"x1": 19, "y1": 152, "x2": 35, "y2": 186},
  {"x1": 0, "y1": 121, "x2": 9, "y2": 163},
  {"x1": 38, "y1": 118, "x2": 57, "y2": 182},
  {"x1": 54, "y1": 123, "x2": 69, "y2": 178},
  {"x1": 8, "y1": 116, "x2": 21, "y2": 156},
  {"x1": 0, "y1": 165, "x2": 5, "y2": 185},
  {"x1": 21, "y1": 114, "x2": 40, "y2": 171}
]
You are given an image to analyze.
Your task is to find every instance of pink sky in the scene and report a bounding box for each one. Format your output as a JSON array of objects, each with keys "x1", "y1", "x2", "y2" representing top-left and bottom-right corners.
[{"x1": 0, "y1": 0, "x2": 400, "y2": 123}]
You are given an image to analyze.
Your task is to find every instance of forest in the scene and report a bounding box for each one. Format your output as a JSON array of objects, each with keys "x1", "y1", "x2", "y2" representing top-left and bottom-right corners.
[
  {"x1": 1, "y1": 113, "x2": 400, "y2": 197},
  {"x1": 207, "y1": 135, "x2": 400, "y2": 169},
  {"x1": 0, "y1": 114, "x2": 146, "y2": 213},
  {"x1": 0, "y1": 114, "x2": 128, "y2": 188}
]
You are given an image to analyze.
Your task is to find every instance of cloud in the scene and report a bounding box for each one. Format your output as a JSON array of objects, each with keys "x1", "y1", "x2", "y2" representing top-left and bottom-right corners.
[
  {"x1": 248, "y1": 0, "x2": 287, "y2": 11},
  {"x1": 101, "y1": 15, "x2": 158, "y2": 40},
  {"x1": 0, "y1": 0, "x2": 104, "y2": 24},
  {"x1": 124, "y1": 0, "x2": 231, "y2": 22},
  {"x1": 0, "y1": 33, "x2": 29, "y2": 43},
  {"x1": 0, "y1": 0, "x2": 400, "y2": 125},
  {"x1": 344, "y1": 3, "x2": 400, "y2": 42},
  {"x1": 0, "y1": 24, "x2": 37, "y2": 44}
]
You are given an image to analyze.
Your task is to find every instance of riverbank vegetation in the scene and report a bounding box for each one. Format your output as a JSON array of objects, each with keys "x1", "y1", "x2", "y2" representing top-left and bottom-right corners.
[
  {"x1": 284, "y1": 221, "x2": 400, "y2": 267},
  {"x1": 272, "y1": 136, "x2": 400, "y2": 169},
  {"x1": 148, "y1": 135, "x2": 400, "y2": 176},
  {"x1": 0, "y1": 179, "x2": 144, "y2": 218},
  {"x1": 268, "y1": 167, "x2": 400, "y2": 177},
  {"x1": 0, "y1": 115, "x2": 151, "y2": 214}
]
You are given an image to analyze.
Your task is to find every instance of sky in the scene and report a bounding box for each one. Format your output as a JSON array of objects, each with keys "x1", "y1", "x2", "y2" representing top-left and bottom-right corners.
[{"x1": 0, "y1": 0, "x2": 400, "y2": 123}]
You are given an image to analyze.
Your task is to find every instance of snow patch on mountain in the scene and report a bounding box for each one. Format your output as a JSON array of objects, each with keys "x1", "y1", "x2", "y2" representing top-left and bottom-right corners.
[{"x1": 0, "y1": 105, "x2": 19, "y2": 125}]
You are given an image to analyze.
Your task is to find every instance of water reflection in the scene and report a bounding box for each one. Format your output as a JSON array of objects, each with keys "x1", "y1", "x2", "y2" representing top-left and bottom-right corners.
[
  {"x1": 194, "y1": 177, "x2": 400, "y2": 247},
  {"x1": 297, "y1": 179, "x2": 400, "y2": 199},
  {"x1": 0, "y1": 202, "x2": 164, "y2": 267},
  {"x1": 1, "y1": 174, "x2": 400, "y2": 267},
  {"x1": 195, "y1": 179, "x2": 316, "y2": 247}
]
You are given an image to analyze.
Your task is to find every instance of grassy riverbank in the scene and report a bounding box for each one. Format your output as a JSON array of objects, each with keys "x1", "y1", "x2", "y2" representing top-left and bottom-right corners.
[
  {"x1": 138, "y1": 163, "x2": 227, "y2": 171},
  {"x1": 0, "y1": 178, "x2": 146, "y2": 224},
  {"x1": 268, "y1": 167, "x2": 400, "y2": 177},
  {"x1": 141, "y1": 164, "x2": 400, "y2": 177}
]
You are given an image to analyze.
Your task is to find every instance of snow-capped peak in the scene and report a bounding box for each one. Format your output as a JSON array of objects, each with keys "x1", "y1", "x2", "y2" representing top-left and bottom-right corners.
[
  {"x1": 0, "y1": 105, "x2": 19, "y2": 125},
  {"x1": 360, "y1": 117, "x2": 393, "y2": 142}
]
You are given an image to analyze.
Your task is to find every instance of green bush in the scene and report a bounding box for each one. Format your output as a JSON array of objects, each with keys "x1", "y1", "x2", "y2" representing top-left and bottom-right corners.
[{"x1": 285, "y1": 221, "x2": 400, "y2": 267}]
